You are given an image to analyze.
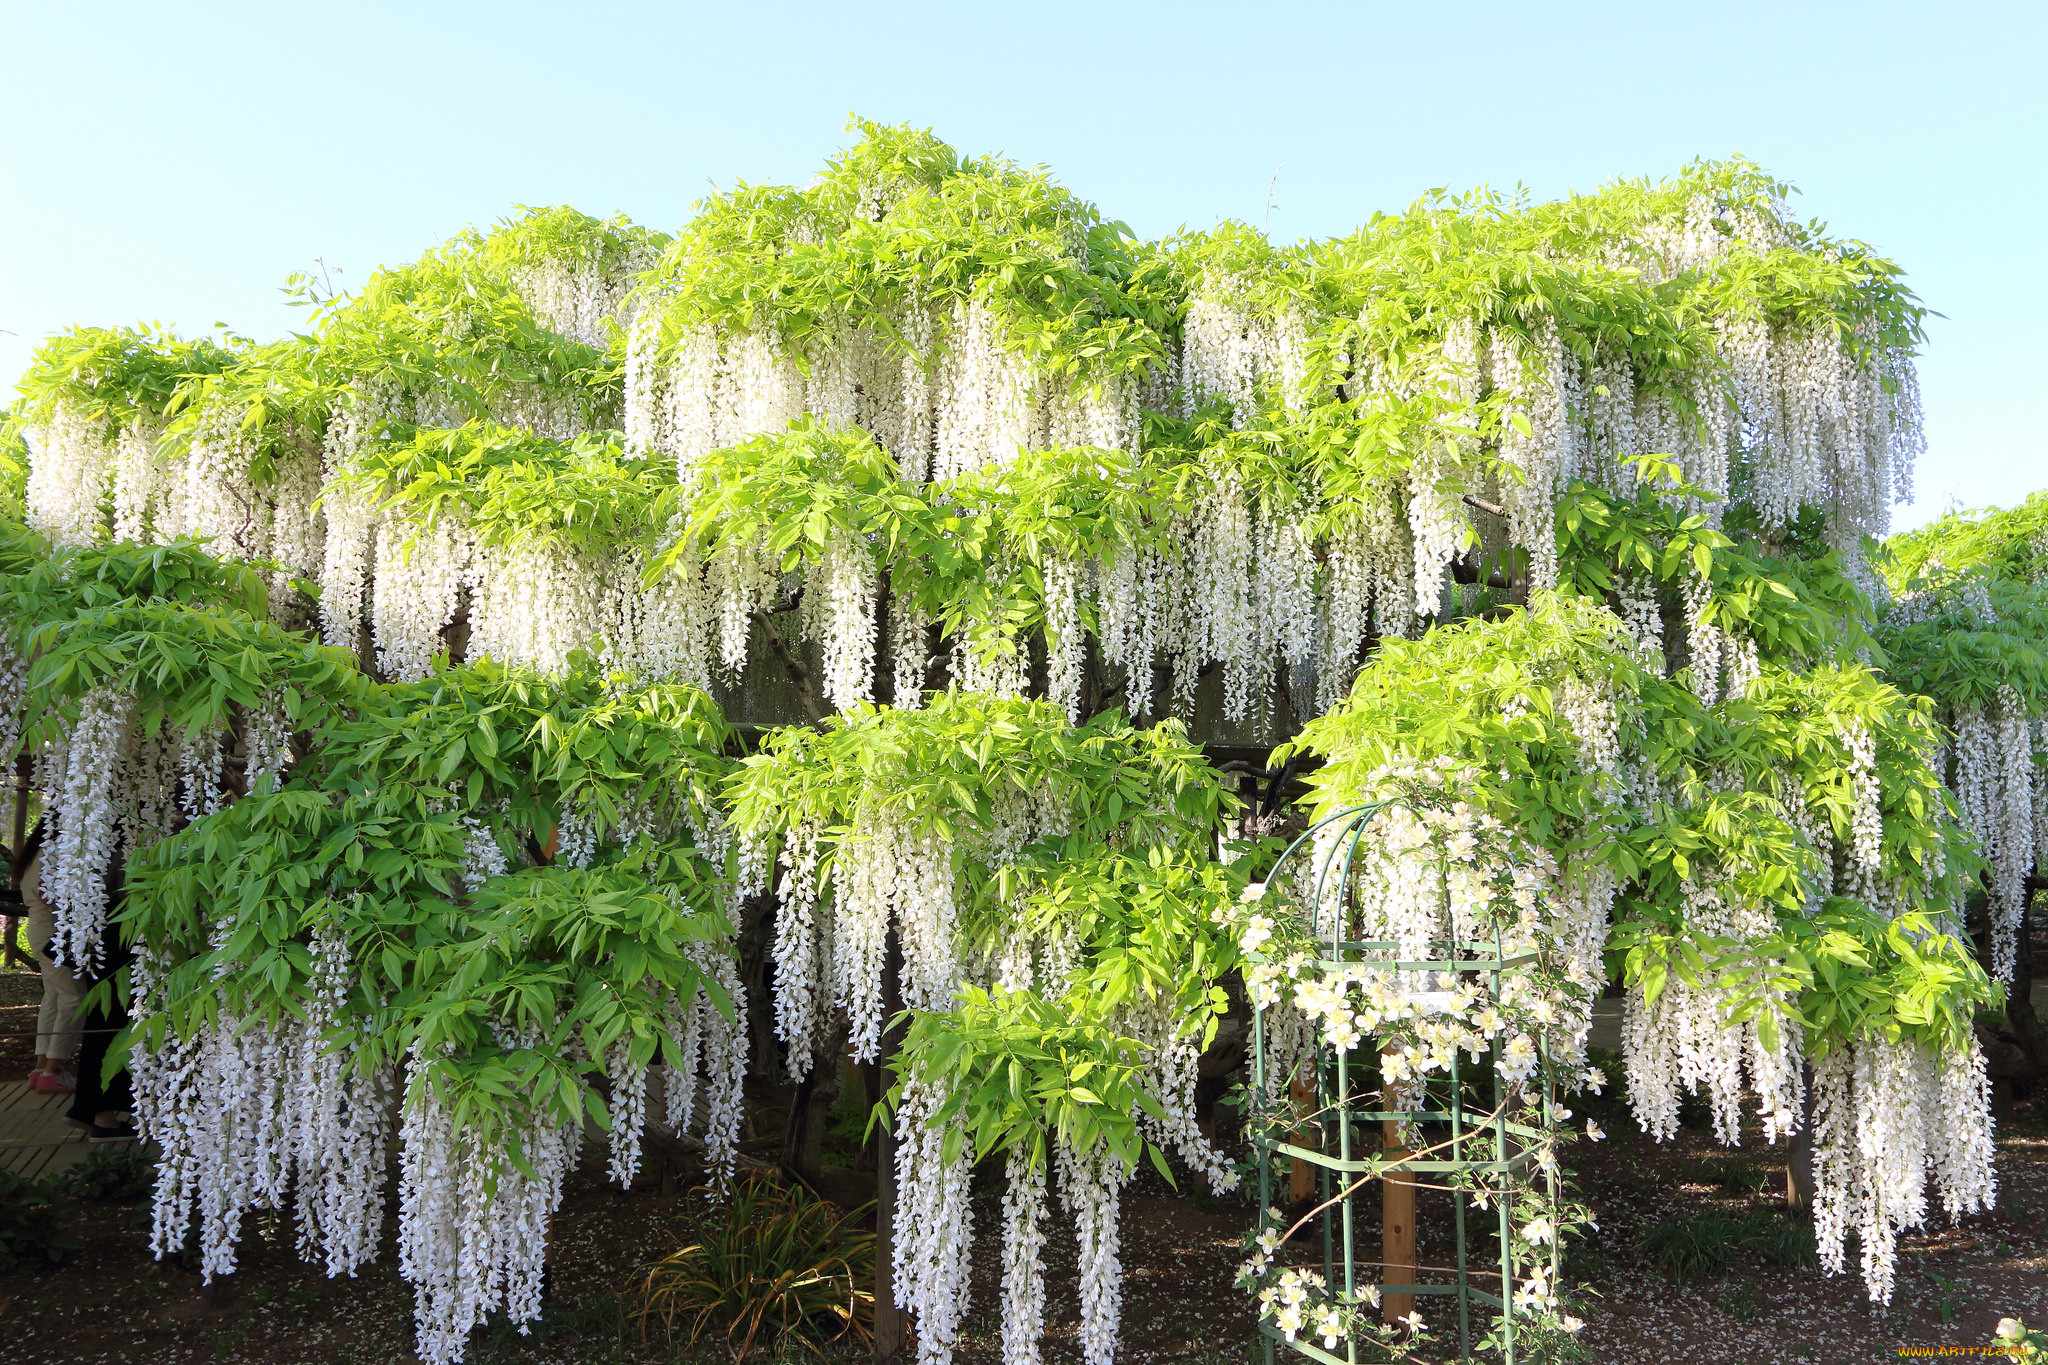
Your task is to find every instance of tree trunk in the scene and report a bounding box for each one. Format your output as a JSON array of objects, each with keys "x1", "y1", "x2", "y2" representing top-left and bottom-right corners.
[
  {"x1": 1287, "y1": 1074, "x2": 1315, "y2": 1206},
  {"x1": 784, "y1": 1012, "x2": 849, "y2": 1182},
  {"x1": 873, "y1": 928, "x2": 907, "y2": 1362},
  {"x1": 737, "y1": 893, "x2": 782, "y2": 1091},
  {"x1": 1981, "y1": 881, "x2": 2047, "y2": 1086},
  {"x1": 1785, "y1": 1065, "x2": 1817, "y2": 1209}
]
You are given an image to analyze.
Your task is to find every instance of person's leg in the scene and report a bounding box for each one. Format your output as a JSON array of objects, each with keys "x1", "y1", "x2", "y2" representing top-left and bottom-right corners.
[
  {"x1": 32, "y1": 968, "x2": 57, "y2": 1074},
  {"x1": 43, "y1": 960, "x2": 82, "y2": 1073},
  {"x1": 25, "y1": 896, "x2": 78, "y2": 1087},
  {"x1": 64, "y1": 946, "x2": 132, "y2": 1134},
  {"x1": 65, "y1": 1022, "x2": 126, "y2": 1129},
  {"x1": 65, "y1": 873, "x2": 136, "y2": 1137}
]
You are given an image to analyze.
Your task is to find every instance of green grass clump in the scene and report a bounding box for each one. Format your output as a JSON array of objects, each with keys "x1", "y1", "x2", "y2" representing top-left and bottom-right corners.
[
  {"x1": 1640, "y1": 1210, "x2": 1815, "y2": 1282},
  {"x1": 631, "y1": 1174, "x2": 874, "y2": 1362}
]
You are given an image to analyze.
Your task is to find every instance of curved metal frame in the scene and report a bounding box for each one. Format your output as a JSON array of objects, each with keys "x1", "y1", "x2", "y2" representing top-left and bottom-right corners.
[{"x1": 1249, "y1": 801, "x2": 1558, "y2": 1365}]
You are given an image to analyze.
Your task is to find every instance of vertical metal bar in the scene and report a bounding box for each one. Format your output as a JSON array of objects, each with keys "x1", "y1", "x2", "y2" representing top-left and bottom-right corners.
[
  {"x1": 1337, "y1": 1046, "x2": 1354, "y2": 1292},
  {"x1": 1321, "y1": 1049, "x2": 1334, "y2": 1294},
  {"x1": 1452, "y1": 1047, "x2": 1470, "y2": 1361},
  {"x1": 1545, "y1": 1065, "x2": 1561, "y2": 1305},
  {"x1": 1255, "y1": 995, "x2": 1275, "y2": 1365},
  {"x1": 1495, "y1": 930, "x2": 1515, "y2": 1365},
  {"x1": 1334, "y1": 806, "x2": 1363, "y2": 1351},
  {"x1": 1333, "y1": 814, "x2": 1368, "y2": 946},
  {"x1": 1336, "y1": 1044, "x2": 1353, "y2": 1279},
  {"x1": 1306, "y1": 809, "x2": 1346, "y2": 941}
]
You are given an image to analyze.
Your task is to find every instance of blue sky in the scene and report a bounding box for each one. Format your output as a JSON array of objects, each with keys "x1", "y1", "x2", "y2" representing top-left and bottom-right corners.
[{"x1": 3, "y1": 1, "x2": 2039, "y2": 531}]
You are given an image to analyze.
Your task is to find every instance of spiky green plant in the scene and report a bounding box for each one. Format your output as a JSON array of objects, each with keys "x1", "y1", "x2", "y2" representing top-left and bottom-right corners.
[{"x1": 632, "y1": 1175, "x2": 875, "y2": 1362}]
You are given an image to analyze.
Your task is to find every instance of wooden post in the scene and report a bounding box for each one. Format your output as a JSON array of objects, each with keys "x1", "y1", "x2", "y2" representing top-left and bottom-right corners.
[
  {"x1": 1288, "y1": 1074, "x2": 1315, "y2": 1205},
  {"x1": 1381, "y1": 1118, "x2": 1416, "y2": 1329}
]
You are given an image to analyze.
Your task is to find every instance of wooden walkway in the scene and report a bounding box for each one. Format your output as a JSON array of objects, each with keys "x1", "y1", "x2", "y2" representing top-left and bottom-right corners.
[{"x1": 0, "y1": 1080, "x2": 92, "y2": 1180}]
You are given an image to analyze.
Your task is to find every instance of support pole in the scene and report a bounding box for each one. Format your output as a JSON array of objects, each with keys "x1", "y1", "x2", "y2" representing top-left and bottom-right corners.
[
  {"x1": 1381, "y1": 1115, "x2": 1415, "y2": 1329},
  {"x1": 1255, "y1": 1009, "x2": 1277, "y2": 1365},
  {"x1": 1289, "y1": 1074, "x2": 1315, "y2": 1205},
  {"x1": 873, "y1": 927, "x2": 906, "y2": 1362}
]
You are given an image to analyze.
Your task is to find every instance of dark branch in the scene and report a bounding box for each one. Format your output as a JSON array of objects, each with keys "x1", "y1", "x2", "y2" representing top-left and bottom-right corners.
[{"x1": 753, "y1": 610, "x2": 823, "y2": 727}]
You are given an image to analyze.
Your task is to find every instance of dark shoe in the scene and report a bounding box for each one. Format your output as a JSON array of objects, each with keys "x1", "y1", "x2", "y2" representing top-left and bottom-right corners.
[{"x1": 87, "y1": 1121, "x2": 138, "y2": 1142}]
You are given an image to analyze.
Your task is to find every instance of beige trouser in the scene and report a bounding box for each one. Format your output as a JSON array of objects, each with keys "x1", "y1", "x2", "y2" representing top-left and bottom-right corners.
[{"x1": 22, "y1": 859, "x2": 83, "y2": 1064}]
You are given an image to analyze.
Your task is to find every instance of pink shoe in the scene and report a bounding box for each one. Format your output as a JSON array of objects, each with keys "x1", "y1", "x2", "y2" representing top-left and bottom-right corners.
[{"x1": 32, "y1": 1070, "x2": 74, "y2": 1094}]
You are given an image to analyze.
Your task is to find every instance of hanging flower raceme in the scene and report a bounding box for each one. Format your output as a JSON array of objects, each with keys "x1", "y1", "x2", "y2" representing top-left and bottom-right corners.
[
  {"x1": 35, "y1": 685, "x2": 135, "y2": 967},
  {"x1": 24, "y1": 399, "x2": 117, "y2": 548},
  {"x1": 397, "y1": 1036, "x2": 581, "y2": 1365},
  {"x1": 1810, "y1": 1033, "x2": 1995, "y2": 1304},
  {"x1": 122, "y1": 783, "x2": 457, "y2": 1290},
  {"x1": 10, "y1": 583, "x2": 350, "y2": 970},
  {"x1": 891, "y1": 1066, "x2": 978, "y2": 1365},
  {"x1": 728, "y1": 692, "x2": 1229, "y2": 1070},
  {"x1": 1874, "y1": 566, "x2": 2048, "y2": 977},
  {"x1": 105, "y1": 640, "x2": 744, "y2": 1365},
  {"x1": 732, "y1": 692, "x2": 1237, "y2": 1364},
  {"x1": 892, "y1": 985, "x2": 1178, "y2": 1365},
  {"x1": 375, "y1": 775, "x2": 742, "y2": 1365},
  {"x1": 652, "y1": 419, "x2": 895, "y2": 708}
]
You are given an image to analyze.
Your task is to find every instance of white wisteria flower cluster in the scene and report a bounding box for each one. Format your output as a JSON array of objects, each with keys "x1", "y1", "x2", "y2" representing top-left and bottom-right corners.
[
  {"x1": 34, "y1": 688, "x2": 215, "y2": 969},
  {"x1": 1947, "y1": 686, "x2": 2041, "y2": 979},
  {"x1": 135, "y1": 925, "x2": 395, "y2": 1286},
  {"x1": 892, "y1": 1069, "x2": 977, "y2": 1365},
  {"x1": 1809, "y1": 1033, "x2": 1996, "y2": 1304},
  {"x1": 397, "y1": 1041, "x2": 580, "y2": 1365},
  {"x1": 628, "y1": 305, "x2": 1142, "y2": 491}
]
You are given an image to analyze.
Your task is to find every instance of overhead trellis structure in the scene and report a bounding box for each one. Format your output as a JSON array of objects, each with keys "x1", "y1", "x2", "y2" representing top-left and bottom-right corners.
[{"x1": 0, "y1": 118, "x2": 2031, "y2": 1365}]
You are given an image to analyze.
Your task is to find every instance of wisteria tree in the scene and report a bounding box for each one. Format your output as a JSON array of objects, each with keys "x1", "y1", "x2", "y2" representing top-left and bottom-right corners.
[{"x1": 1, "y1": 120, "x2": 2036, "y2": 1364}]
